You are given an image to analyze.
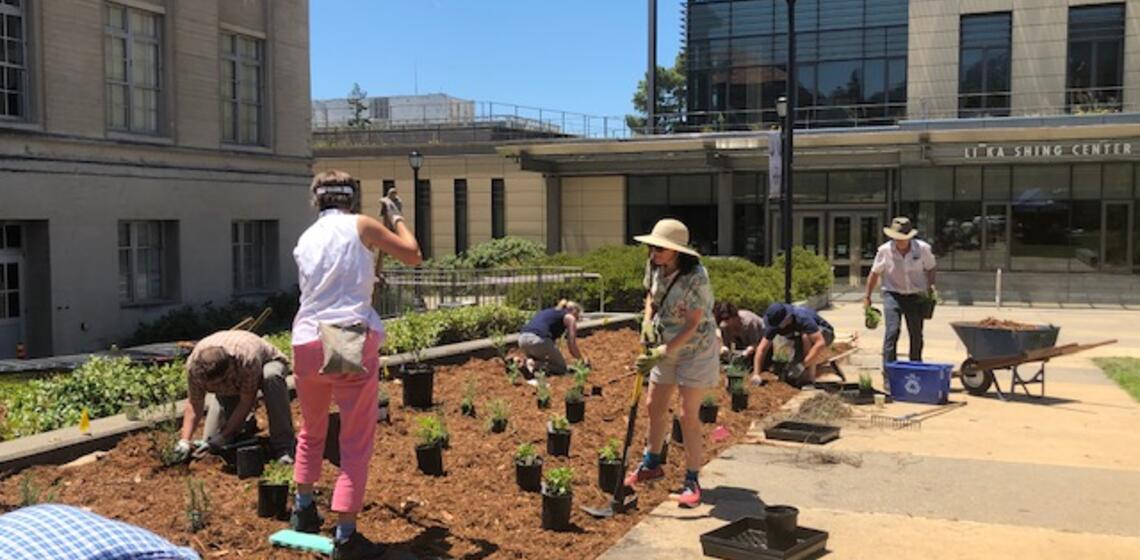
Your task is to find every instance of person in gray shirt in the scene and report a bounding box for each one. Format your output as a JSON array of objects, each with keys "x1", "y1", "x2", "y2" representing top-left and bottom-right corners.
[{"x1": 714, "y1": 302, "x2": 764, "y2": 362}]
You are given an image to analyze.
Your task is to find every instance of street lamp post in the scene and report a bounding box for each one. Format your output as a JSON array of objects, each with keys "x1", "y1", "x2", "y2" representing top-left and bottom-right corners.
[
  {"x1": 408, "y1": 150, "x2": 426, "y2": 310},
  {"x1": 782, "y1": 0, "x2": 797, "y2": 304}
]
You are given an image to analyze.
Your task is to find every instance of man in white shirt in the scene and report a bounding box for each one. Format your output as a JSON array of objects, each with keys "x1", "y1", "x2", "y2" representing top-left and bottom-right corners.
[{"x1": 863, "y1": 217, "x2": 937, "y2": 365}]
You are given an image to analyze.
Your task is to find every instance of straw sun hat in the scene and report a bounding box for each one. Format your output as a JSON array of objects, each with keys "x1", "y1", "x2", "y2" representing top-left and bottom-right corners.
[
  {"x1": 634, "y1": 218, "x2": 701, "y2": 257},
  {"x1": 883, "y1": 216, "x2": 919, "y2": 240}
]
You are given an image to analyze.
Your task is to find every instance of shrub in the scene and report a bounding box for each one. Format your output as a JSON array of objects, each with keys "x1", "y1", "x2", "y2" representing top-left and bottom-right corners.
[
  {"x1": 486, "y1": 399, "x2": 510, "y2": 430},
  {"x1": 124, "y1": 291, "x2": 299, "y2": 347},
  {"x1": 261, "y1": 461, "x2": 293, "y2": 486},
  {"x1": 772, "y1": 247, "x2": 834, "y2": 302},
  {"x1": 598, "y1": 438, "x2": 621, "y2": 462},
  {"x1": 515, "y1": 443, "x2": 539, "y2": 466},
  {"x1": 410, "y1": 236, "x2": 546, "y2": 270},
  {"x1": 414, "y1": 415, "x2": 448, "y2": 447},
  {"x1": 382, "y1": 305, "x2": 529, "y2": 356},
  {"x1": 1, "y1": 357, "x2": 185, "y2": 439},
  {"x1": 549, "y1": 414, "x2": 570, "y2": 433},
  {"x1": 564, "y1": 386, "x2": 584, "y2": 404},
  {"x1": 544, "y1": 467, "x2": 574, "y2": 496}
]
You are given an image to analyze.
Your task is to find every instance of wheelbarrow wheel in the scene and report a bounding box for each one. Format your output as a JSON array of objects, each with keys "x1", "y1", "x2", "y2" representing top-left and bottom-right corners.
[{"x1": 959, "y1": 358, "x2": 993, "y2": 396}]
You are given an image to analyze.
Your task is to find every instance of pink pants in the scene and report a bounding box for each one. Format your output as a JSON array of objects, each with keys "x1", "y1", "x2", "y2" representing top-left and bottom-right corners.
[{"x1": 292, "y1": 331, "x2": 381, "y2": 513}]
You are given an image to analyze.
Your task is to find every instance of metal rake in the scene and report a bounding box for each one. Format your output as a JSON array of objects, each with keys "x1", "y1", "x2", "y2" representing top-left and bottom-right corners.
[{"x1": 870, "y1": 401, "x2": 967, "y2": 431}]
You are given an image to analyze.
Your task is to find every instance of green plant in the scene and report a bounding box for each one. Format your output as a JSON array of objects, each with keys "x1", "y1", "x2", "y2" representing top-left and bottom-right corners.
[
  {"x1": 19, "y1": 475, "x2": 59, "y2": 507},
  {"x1": 489, "y1": 329, "x2": 510, "y2": 368},
  {"x1": 382, "y1": 305, "x2": 529, "y2": 356},
  {"x1": 564, "y1": 385, "x2": 584, "y2": 404},
  {"x1": 515, "y1": 442, "x2": 539, "y2": 466},
  {"x1": 549, "y1": 414, "x2": 570, "y2": 433},
  {"x1": 544, "y1": 466, "x2": 574, "y2": 496},
  {"x1": 858, "y1": 373, "x2": 874, "y2": 392},
  {"x1": 864, "y1": 306, "x2": 882, "y2": 329},
  {"x1": 124, "y1": 291, "x2": 299, "y2": 347},
  {"x1": 461, "y1": 378, "x2": 477, "y2": 410},
  {"x1": 185, "y1": 478, "x2": 211, "y2": 533},
  {"x1": 505, "y1": 360, "x2": 522, "y2": 386},
  {"x1": 598, "y1": 438, "x2": 621, "y2": 462},
  {"x1": 702, "y1": 394, "x2": 718, "y2": 407},
  {"x1": 487, "y1": 399, "x2": 509, "y2": 426},
  {"x1": 536, "y1": 373, "x2": 552, "y2": 406},
  {"x1": 569, "y1": 360, "x2": 591, "y2": 387},
  {"x1": 261, "y1": 460, "x2": 293, "y2": 486},
  {"x1": 414, "y1": 415, "x2": 448, "y2": 447},
  {"x1": 729, "y1": 376, "x2": 748, "y2": 395}
]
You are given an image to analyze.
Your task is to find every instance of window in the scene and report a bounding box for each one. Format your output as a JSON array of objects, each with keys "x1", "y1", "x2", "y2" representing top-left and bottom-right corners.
[
  {"x1": 414, "y1": 179, "x2": 431, "y2": 259},
  {"x1": 382, "y1": 180, "x2": 396, "y2": 197},
  {"x1": 119, "y1": 221, "x2": 173, "y2": 304},
  {"x1": 221, "y1": 32, "x2": 263, "y2": 144},
  {"x1": 105, "y1": 3, "x2": 161, "y2": 134},
  {"x1": 453, "y1": 179, "x2": 468, "y2": 254},
  {"x1": 733, "y1": 173, "x2": 766, "y2": 262},
  {"x1": 627, "y1": 175, "x2": 718, "y2": 255},
  {"x1": 0, "y1": 0, "x2": 26, "y2": 119},
  {"x1": 1067, "y1": 4, "x2": 1125, "y2": 113},
  {"x1": 959, "y1": 13, "x2": 1011, "y2": 118},
  {"x1": 232, "y1": 220, "x2": 277, "y2": 293},
  {"x1": 491, "y1": 178, "x2": 506, "y2": 239}
]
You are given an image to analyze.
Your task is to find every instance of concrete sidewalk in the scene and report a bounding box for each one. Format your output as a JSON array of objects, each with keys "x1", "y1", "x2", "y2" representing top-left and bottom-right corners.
[{"x1": 598, "y1": 303, "x2": 1140, "y2": 560}]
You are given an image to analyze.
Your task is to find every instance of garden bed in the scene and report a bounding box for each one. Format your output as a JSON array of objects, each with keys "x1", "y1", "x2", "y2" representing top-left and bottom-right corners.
[{"x1": 0, "y1": 329, "x2": 797, "y2": 559}]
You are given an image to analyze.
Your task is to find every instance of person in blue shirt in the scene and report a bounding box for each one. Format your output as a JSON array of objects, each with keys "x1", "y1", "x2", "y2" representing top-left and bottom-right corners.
[
  {"x1": 518, "y1": 299, "x2": 586, "y2": 376},
  {"x1": 750, "y1": 303, "x2": 835, "y2": 387}
]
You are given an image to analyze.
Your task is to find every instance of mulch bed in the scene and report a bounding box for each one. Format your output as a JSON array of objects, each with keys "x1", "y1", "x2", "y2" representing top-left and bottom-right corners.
[{"x1": 0, "y1": 328, "x2": 797, "y2": 559}]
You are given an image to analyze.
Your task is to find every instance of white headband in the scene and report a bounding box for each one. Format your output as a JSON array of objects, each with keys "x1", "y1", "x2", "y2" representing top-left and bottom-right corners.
[{"x1": 315, "y1": 185, "x2": 355, "y2": 195}]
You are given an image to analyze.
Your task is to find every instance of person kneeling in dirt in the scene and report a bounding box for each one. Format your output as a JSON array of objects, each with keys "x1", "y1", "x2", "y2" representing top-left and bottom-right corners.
[
  {"x1": 174, "y1": 329, "x2": 296, "y2": 464},
  {"x1": 750, "y1": 303, "x2": 835, "y2": 388},
  {"x1": 713, "y1": 301, "x2": 764, "y2": 363},
  {"x1": 518, "y1": 299, "x2": 588, "y2": 376}
]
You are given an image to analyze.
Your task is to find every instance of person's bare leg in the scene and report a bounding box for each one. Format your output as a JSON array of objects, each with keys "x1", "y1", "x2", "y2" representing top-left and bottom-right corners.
[
  {"x1": 677, "y1": 386, "x2": 704, "y2": 472},
  {"x1": 645, "y1": 381, "x2": 676, "y2": 455}
]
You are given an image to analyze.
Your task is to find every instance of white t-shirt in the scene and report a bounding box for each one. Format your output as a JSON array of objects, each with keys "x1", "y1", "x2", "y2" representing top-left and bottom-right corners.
[
  {"x1": 291, "y1": 209, "x2": 383, "y2": 345},
  {"x1": 870, "y1": 239, "x2": 936, "y2": 295}
]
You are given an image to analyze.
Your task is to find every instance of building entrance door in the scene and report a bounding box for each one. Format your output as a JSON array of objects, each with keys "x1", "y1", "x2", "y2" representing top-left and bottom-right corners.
[
  {"x1": 0, "y1": 224, "x2": 26, "y2": 359},
  {"x1": 830, "y1": 213, "x2": 882, "y2": 286}
]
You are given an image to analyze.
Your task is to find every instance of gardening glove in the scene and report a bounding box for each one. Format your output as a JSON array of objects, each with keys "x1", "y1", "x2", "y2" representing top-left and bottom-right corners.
[
  {"x1": 173, "y1": 439, "x2": 193, "y2": 463},
  {"x1": 379, "y1": 192, "x2": 404, "y2": 231},
  {"x1": 786, "y1": 363, "x2": 806, "y2": 384},
  {"x1": 190, "y1": 439, "x2": 210, "y2": 460},
  {"x1": 640, "y1": 317, "x2": 659, "y2": 345},
  {"x1": 206, "y1": 433, "x2": 229, "y2": 455},
  {"x1": 635, "y1": 345, "x2": 667, "y2": 374}
]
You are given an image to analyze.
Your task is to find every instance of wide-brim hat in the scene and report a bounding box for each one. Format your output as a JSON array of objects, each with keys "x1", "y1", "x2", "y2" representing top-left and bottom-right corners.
[
  {"x1": 634, "y1": 218, "x2": 701, "y2": 257},
  {"x1": 883, "y1": 216, "x2": 918, "y2": 240}
]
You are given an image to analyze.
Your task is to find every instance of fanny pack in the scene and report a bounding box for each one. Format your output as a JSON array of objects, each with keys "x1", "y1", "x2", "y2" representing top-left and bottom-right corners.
[{"x1": 318, "y1": 322, "x2": 369, "y2": 375}]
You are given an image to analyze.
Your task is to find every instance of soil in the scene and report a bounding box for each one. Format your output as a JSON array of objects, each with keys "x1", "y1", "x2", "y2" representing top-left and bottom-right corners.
[
  {"x1": 976, "y1": 317, "x2": 1043, "y2": 331},
  {"x1": 0, "y1": 328, "x2": 797, "y2": 559}
]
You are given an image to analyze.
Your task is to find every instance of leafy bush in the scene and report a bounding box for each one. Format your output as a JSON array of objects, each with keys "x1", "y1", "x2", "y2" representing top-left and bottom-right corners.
[
  {"x1": 407, "y1": 237, "x2": 546, "y2": 270},
  {"x1": 414, "y1": 415, "x2": 448, "y2": 447},
  {"x1": 772, "y1": 247, "x2": 834, "y2": 302},
  {"x1": 1, "y1": 357, "x2": 185, "y2": 439},
  {"x1": 544, "y1": 466, "x2": 574, "y2": 496},
  {"x1": 381, "y1": 305, "x2": 528, "y2": 355},
  {"x1": 124, "y1": 291, "x2": 299, "y2": 347}
]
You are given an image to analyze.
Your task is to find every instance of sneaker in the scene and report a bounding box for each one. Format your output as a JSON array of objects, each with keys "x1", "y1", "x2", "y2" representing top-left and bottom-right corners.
[
  {"x1": 670, "y1": 479, "x2": 702, "y2": 508},
  {"x1": 623, "y1": 465, "x2": 665, "y2": 487},
  {"x1": 290, "y1": 502, "x2": 322, "y2": 534},
  {"x1": 332, "y1": 531, "x2": 388, "y2": 560}
]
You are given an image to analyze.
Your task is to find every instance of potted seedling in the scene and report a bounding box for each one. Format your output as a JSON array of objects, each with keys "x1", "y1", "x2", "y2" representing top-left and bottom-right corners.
[
  {"x1": 564, "y1": 385, "x2": 585, "y2": 424},
  {"x1": 535, "y1": 373, "x2": 552, "y2": 409},
  {"x1": 858, "y1": 372, "x2": 875, "y2": 396},
  {"x1": 918, "y1": 288, "x2": 942, "y2": 320},
  {"x1": 725, "y1": 361, "x2": 749, "y2": 394},
  {"x1": 570, "y1": 360, "x2": 599, "y2": 396},
  {"x1": 487, "y1": 399, "x2": 509, "y2": 433},
  {"x1": 514, "y1": 442, "x2": 543, "y2": 493},
  {"x1": 547, "y1": 414, "x2": 572, "y2": 457},
  {"x1": 490, "y1": 329, "x2": 512, "y2": 374},
  {"x1": 864, "y1": 306, "x2": 882, "y2": 330},
  {"x1": 541, "y1": 466, "x2": 574, "y2": 532},
  {"x1": 596, "y1": 438, "x2": 623, "y2": 492},
  {"x1": 185, "y1": 478, "x2": 210, "y2": 533},
  {"x1": 671, "y1": 415, "x2": 684, "y2": 444},
  {"x1": 400, "y1": 316, "x2": 436, "y2": 409},
  {"x1": 414, "y1": 415, "x2": 447, "y2": 476},
  {"x1": 460, "y1": 378, "x2": 477, "y2": 417},
  {"x1": 730, "y1": 377, "x2": 749, "y2": 412},
  {"x1": 699, "y1": 394, "x2": 720, "y2": 424},
  {"x1": 236, "y1": 445, "x2": 265, "y2": 479},
  {"x1": 377, "y1": 386, "x2": 391, "y2": 424},
  {"x1": 257, "y1": 460, "x2": 292, "y2": 520},
  {"x1": 505, "y1": 359, "x2": 523, "y2": 386}
]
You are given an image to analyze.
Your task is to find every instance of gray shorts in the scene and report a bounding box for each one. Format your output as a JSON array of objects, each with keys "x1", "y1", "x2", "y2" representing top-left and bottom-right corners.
[
  {"x1": 518, "y1": 332, "x2": 568, "y2": 375},
  {"x1": 650, "y1": 343, "x2": 720, "y2": 389}
]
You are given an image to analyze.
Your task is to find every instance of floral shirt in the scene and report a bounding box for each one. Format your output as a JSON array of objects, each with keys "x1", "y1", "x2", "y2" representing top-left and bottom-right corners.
[{"x1": 644, "y1": 261, "x2": 717, "y2": 360}]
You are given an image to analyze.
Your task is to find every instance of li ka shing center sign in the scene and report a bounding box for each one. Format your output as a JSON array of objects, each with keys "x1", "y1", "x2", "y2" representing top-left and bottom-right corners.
[{"x1": 960, "y1": 141, "x2": 1135, "y2": 160}]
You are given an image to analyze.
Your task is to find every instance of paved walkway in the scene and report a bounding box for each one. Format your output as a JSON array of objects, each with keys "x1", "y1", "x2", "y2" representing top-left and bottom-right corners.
[{"x1": 599, "y1": 303, "x2": 1140, "y2": 560}]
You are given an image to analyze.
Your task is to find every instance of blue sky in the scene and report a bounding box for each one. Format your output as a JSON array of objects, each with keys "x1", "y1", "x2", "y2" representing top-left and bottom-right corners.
[{"x1": 309, "y1": 0, "x2": 684, "y2": 118}]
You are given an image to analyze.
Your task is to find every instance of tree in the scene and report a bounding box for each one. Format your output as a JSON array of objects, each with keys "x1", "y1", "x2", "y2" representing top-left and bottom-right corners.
[
  {"x1": 347, "y1": 83, "x2": 370, "y2": 128},
  {"x1": 626, "y1": 52, "x2": 686, "y2": 134}
]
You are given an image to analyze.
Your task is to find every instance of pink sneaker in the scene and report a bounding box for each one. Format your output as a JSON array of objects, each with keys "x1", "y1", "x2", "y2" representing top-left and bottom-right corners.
[
  {"x1": 623, "y1": 465, "x2": 665, "y2": 487},
  {"x1": 671, "y1": 479, "x2": 702, "y2": 508}
]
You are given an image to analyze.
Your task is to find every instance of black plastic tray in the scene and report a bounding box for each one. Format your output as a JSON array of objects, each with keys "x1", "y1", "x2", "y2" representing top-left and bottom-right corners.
[
  {"x1": 700, "y1": 517, "x2": 829, "y2": 560},
  {"x1": 764, "y1": 421, "x2": 840, "y2": 445},
  {"x1": 815, "y1": 381, "x2": 859, "y2": 394},
  {"x1": 839, "y1": 389, "x2": 892, "y2": 406}
]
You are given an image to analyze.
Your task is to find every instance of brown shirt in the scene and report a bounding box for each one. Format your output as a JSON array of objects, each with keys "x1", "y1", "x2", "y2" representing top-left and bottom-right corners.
[{"x1": 187, "y1": 330, "x2": 287, "y2": 409}]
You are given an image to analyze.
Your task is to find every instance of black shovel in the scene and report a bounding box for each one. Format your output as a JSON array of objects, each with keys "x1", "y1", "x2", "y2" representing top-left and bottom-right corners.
[{"x1": 582, "y1": 365, "x2": 646, "y2": 518}]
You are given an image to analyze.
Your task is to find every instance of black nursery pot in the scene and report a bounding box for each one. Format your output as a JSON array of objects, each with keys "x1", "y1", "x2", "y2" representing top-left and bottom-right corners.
[
  {"x1": 765, "y1": 505, "x2": 800, "y2": 550},
  {"x1": 415, "y1": 442, "x2": 444, "y2": 476},
  {"x1": 537, "y1": 397, "x2": 551, "y2": 410},
  {"x1": 591, "y1": 385, "x2": 603, "y2": 397},
  {"x1": 541, "y1": 491, "x2": 573, "y2": 532},
  {"x1": 515, "y1": 457, "x2": 543, "y2": 493},
  {"x1": 597, "y1": 458, "x2": 623, "y2": 492},
  {"x1": 257, "y1": 482, "x2": 290, "y2": 520},
  {"x1": 671, "y1": 416, "x2": 684, "y2": 444},
  {"x1": 461, "y1": 403, "x2": 476, "y2": 417},
  {"x1": 547, "y1": 425, "x2": 572, "y2": 457},
  {"x1": 401, "y1": 363, "x2": 435, "y2": 409},
  {"x1": 731, "y1": 391, "x2": 749, "y2": 412},
  {"x1": 699, "y1": 404, "x2": 719, "y2": 424},
  {"x1": 235, "y1": 445, "x2": 264, "y2": 479},
  {"x1": 565, "y1": 400, "x2": 585, "y2": 424},
  {"x1": 491, "y1": 418, "x2": 508, "y2": 433}
]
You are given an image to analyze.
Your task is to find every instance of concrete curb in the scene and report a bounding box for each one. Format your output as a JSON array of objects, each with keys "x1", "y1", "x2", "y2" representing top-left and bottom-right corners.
[{"x1": 0, "y1": 313, "x2": 639, "y2": 474}]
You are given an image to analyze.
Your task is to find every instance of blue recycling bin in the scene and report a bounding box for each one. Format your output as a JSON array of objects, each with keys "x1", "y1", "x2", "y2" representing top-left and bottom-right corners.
[{"x1": 885, "y1": 362, "x2": 952, "y2": 404}]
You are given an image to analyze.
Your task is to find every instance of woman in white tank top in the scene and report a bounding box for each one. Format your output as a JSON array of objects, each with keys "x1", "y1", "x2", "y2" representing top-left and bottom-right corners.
[{"x1": 288, "y1": 170, "x2": 421, "y2": 556}]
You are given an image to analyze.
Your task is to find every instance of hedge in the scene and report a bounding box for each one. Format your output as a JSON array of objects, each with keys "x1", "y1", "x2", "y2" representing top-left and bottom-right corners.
[
  {"x1": 124, "y1": 291, "x2": 299, "y2": 347},
  {"x1": 381, "y1": 304, "x2": 530, "y2": 355}
]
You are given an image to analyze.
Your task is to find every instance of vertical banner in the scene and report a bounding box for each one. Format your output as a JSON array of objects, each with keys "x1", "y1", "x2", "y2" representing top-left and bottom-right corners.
[{"x1": 768, "y1": 130, "x2": 782, "y2": 199}]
